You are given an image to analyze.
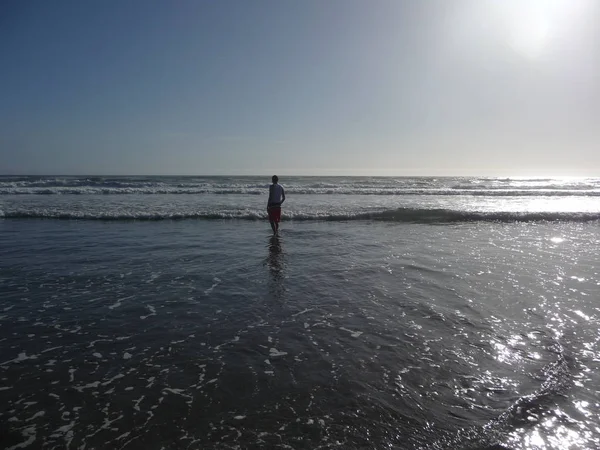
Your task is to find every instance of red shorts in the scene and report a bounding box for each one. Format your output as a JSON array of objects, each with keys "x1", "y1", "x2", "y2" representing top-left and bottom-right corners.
[{"x1": 268, "y1": 207, "x2": 281, "y2": 223}]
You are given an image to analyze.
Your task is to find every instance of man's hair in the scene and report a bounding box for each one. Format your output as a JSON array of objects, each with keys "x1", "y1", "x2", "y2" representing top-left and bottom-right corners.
[{"x1": 272, "y1": 175, "x2": 278, "y2": 183}]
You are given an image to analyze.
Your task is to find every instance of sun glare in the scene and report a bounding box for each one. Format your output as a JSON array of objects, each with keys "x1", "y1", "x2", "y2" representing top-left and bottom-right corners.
[{"x1": 495, "y1": 0, "x2": 587, "y2": 58}]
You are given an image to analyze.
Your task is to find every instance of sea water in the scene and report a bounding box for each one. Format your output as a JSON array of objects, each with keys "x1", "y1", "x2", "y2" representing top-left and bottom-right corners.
[{"x1": 1, "y1": 176, "x2": 599, "y2": 449}]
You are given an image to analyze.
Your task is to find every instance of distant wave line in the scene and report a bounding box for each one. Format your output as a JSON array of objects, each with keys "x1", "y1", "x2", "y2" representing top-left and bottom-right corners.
[{"x1": 2, "y1": 188, "x2": 600, "y2": 197}]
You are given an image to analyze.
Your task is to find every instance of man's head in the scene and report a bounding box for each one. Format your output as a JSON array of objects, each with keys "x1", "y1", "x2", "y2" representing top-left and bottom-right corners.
[{"x1": 272, "y1": 175, "x2": 279, "y2": 184}]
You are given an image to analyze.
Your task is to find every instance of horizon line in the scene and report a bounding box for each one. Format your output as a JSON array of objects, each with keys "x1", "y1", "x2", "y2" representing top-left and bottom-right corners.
[{"x1": 0, "y1": 173, "x2": 596, "y2": 179}]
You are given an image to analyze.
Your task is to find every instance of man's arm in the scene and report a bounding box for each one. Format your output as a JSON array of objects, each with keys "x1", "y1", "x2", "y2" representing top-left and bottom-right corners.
[
  {"x1": 267, "y1": 185, "x2": 273, "y2": 207},
  {"x1": 281, "y1": 187, "x2": 285, "y2": 204}
]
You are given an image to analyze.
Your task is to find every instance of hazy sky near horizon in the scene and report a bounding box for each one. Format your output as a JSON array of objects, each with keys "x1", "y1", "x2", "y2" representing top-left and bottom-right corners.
[{"x1": 1, "y1": 0, "x2": 599, "y2": 176}]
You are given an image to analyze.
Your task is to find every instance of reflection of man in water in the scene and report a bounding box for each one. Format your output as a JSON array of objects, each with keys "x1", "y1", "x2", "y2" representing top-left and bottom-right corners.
[
  {"x1": 267, "y1": 235, "x2": 285, "y2": 301},
  {"x1": 267, "y1": 175, "x2": 285, "y2": 235},
  {"x1": 267, "y1": 235, "x2": 283, "y2": 277}
]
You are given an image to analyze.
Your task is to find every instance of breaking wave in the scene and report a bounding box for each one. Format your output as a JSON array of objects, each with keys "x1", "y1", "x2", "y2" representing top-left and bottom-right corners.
[
  {"x1": 2, "y1": 176, "x2": 600, "y2": 196},
  {"x1": 3, "y1": 208, "x2": 600, "y2": 223},
  {"x1": 3, "y1": 187, "x2": 600, "y2": 197}
]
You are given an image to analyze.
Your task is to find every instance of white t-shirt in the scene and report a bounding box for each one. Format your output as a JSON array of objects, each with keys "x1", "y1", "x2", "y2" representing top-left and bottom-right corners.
[{"x1": 268, "y1": 183, "x2": 284, "y2": 205}]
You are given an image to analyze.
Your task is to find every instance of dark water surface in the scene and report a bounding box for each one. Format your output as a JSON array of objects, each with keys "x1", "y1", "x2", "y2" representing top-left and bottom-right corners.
[{"x1": 1, "y1": 218, "x2": 599, "y2": 449}]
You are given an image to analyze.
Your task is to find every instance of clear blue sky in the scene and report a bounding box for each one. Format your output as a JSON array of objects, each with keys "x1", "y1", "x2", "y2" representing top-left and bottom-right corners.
[{"x1": 1, "y1": 0, "x2": 599, "y2": 176}]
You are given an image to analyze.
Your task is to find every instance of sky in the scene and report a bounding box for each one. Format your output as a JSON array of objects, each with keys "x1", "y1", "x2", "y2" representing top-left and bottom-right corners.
[{"x1": 1, "y1": 0, "x2": 599, "y2": 176}]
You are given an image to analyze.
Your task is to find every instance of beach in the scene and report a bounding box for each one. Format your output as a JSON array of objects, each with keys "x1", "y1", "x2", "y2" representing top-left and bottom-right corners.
[{"x1": 1, "y1": 176, "x2": 600, "y2": 449}]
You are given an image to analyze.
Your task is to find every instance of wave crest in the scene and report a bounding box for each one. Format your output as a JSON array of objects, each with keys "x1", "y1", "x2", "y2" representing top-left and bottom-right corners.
[{"x1": 3, "y1": 208, "x2": 599, "y2": 223}]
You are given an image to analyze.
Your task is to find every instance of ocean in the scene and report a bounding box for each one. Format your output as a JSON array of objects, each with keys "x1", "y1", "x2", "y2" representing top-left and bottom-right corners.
[{"x1": 1, "y1": 175, "x2": 599, "y2": 450}]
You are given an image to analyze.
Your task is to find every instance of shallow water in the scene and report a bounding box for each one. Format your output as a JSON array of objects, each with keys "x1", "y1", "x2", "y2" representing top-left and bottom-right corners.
[{"x1": 1, "y1": 217, "x2": 599, "y2": 449}]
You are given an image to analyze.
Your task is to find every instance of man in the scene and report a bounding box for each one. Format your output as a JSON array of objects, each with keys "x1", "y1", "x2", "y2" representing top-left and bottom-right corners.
[{"x1": 267, "y1": 175, "x2": 285, "y2": 235}]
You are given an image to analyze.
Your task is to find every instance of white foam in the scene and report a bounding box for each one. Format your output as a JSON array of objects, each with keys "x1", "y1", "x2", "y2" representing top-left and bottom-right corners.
[
  {"x1": 133, "y1": 395, "x2": 145, "y2": 411},
  {"x1": 140, "y1": 304, "x2": 157, "y2": 320},
  {"x1": 101, "y1": 414, "x2": 124, "y2": 431},
  {"x1": 1, "y1": 352, "x2": 38, "y2": 366},
  {"x1": 26, "y1": 411, "x2": 45, "y2": 421},
  {"x1": 92, "y1": 352, "x2": 102, "y2": 358},
  {"x1": 163, "y1": 387, "x2": 185, "y2": 395},
  {"x1": 292, "y1": 308, "x2": 314, "y2": 317},
  {"x1": 191, "y1": 372, "x2": 206, "y2": 389},
  {"x1": 55, "y1": 421, "x2": 74, "y2": 434},
  {"x1": 88, "y1": 338, "x2": 112, "y2": 348},
  {"x1": 123, "y1": 352, "x2": 132, "y2": 359},
  {"x1": 204, "y1": 277, "x2": 221, "y2": 295},
  {"x1": 233, "y1": 415, "x2": 246, "y2": 420},
  {"x1": 146, "y1": 273, "x2": 160, "y2": 283},
  {"x1": 108, "y1": 295, "x2": 134, "y2": 310},
  {"x1": 340, "y1": 327, "x2": 363, "y2": 338},
  {"x1": 6, "y1": 425, "x2": 36, "y2": 450},
  {"x1": 74, "y1": 381, "x2": 100, "y2": 392},
  {"x1": 269, "y1": 348, "x2": 288, "y2": 357},
  {"x1": 101, "y1": 373, "x2": 124, "y2": 386},
  {"x1": 41, "y1": 346, "x2": 63, "y2": 354}
]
